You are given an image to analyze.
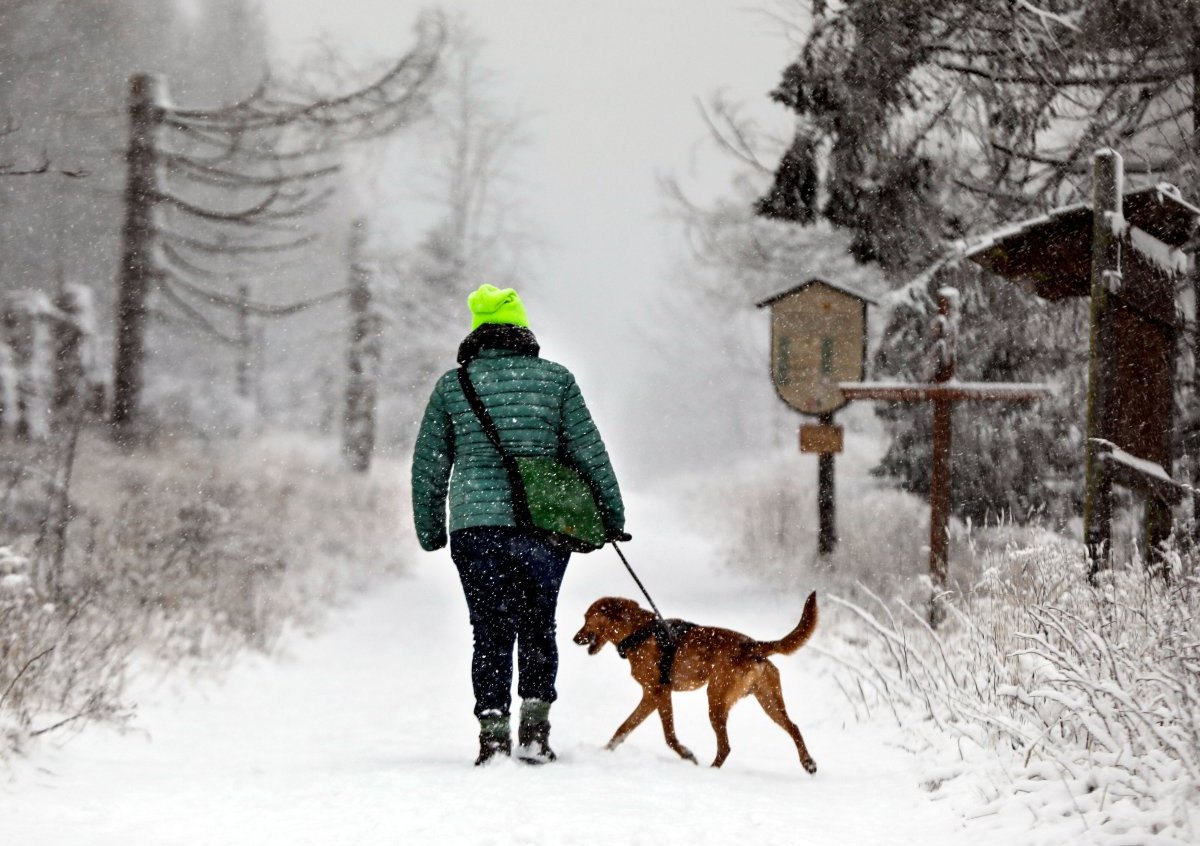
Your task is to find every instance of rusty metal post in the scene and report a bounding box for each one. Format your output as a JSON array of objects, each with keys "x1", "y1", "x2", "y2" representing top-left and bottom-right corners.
[
  {"x1": 930, "y1": 400, "x2": 952, "y2": 605},
  {"x1": 111, "y1": 74, "x2": 164, "y2": 440},
  {"x1": 1084, "y1": 149, "x2": 1121, "y2": 575},
  {"x1": 928, "y1": 289, "x2": 957, "y2": 624}
]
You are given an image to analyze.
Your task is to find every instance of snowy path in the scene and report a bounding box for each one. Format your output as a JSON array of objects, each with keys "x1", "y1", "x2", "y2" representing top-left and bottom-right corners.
[{"x1": 3, "y1": 492, "x2": 969, "y2": 845}]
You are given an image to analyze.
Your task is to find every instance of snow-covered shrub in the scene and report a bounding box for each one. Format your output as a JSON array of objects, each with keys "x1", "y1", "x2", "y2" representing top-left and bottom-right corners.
[
  {"x1": 690, "y1": 430, "x2": 1026, "y2": 598},
  {"x1": 1, "y1": 292, "x2": 56, "y2": 440},
  {"x1": 0, "y1": 546, "x2": 34, "y2": 600},
  {"x1": 826, "y1": 545, "x2": 1200, "y2": 844},
  {"x1": 0, "y1": 430, "x2": 406, "y2": 757},
  {"x1": 0, "y1": 448, "x2": 56, "y2": 536}
]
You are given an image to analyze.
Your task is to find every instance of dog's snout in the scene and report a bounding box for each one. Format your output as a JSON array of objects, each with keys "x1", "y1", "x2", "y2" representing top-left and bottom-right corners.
[{"x1": 573, "y1": 627, "x2": 593, "y2": 646}]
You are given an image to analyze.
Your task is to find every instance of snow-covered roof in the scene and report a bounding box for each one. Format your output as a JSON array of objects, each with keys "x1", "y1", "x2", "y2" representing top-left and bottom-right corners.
[
  {"x1": 963, "y1": 185, "x2": 1199, "y2": 302},
  {"x1": 755, "y1": 277, "x2": 878, "y2": 308},
  {"x1": 1091, "y1": 438, "x2": 1184, "y2": 504}
]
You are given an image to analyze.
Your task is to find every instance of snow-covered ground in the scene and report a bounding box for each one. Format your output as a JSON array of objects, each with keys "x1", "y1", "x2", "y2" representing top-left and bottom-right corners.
[{"x1": 3, "y1": 489, "x2": 994, "y2": 846}]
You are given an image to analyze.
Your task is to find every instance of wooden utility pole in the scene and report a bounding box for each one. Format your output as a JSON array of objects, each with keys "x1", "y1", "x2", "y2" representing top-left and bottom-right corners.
[
  {"x1": 1191, "y1": 7, "x2": 1200, "y2": 544},
  {"x1": 841, "y1": 288, "x2": 1049, "y2": 624},
  {"x1": 111, "y1": 74, "x2": 164, "y2": 440}
]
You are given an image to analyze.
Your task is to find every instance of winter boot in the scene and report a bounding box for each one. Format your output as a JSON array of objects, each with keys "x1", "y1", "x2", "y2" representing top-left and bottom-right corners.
[
  {"x1": 515, "y1": 699, "x2": 556, "y2": 765},
  {"x1": 474, "y1": 711, "x2": 511, "y2": 766}
]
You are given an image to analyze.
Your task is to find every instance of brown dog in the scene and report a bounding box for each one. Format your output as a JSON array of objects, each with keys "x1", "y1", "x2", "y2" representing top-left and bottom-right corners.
[{"x1": 572, "y1": 592, "x2": 818, "y2": 772}]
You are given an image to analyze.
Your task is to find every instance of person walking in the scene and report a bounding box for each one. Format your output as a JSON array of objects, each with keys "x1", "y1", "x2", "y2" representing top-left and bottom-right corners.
[{"x1": 411, "y1": 284, "x2": 627, "y2": 766}]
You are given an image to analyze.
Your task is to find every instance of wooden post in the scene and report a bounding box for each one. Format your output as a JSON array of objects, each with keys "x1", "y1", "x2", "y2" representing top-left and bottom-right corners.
[
  {"x1": 1084, "y1": 149, "x2": 1121, "y2": 574},
  {"x1": 111, "y1": 74, "x2": 164, "y2": 441},
  {"x1": 1194, "y1": 257, "x2": 1200, "y2": 547},
  {"x1": 930, "y1": 400, "x2": 952, "y2": 595},
  {"x1": 1192, "y1": 9, "x2": 1200, "y2": 546},
  {"x1": 817, "y1": 411, "x2": 837, "y2": 556},
  {"x1": 928, "y1": 289, "x2": 957, "y2": 620},
  {"x1": 840, "y1": 287, "x2": 1047, "y2": 626}
]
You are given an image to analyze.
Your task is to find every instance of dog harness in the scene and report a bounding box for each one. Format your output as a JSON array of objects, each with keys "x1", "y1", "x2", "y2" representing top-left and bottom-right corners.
[{"x1": 616, "y1": 619, "x2": 696, "y2": 686}]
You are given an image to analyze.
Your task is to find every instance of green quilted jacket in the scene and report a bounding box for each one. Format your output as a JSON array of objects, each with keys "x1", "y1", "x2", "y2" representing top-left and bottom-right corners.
[{"x1": 411, "y1": 346, "x2": 625, "y2": 551}]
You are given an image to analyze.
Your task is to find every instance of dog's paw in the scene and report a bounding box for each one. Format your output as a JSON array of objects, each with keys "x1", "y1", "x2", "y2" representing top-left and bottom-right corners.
[
  {"x1": 681, "y1": 749, "x2": 698, "y2": 765},
  {"x1": 802, "y1": 757, "x2": 817, "y2": 775}
]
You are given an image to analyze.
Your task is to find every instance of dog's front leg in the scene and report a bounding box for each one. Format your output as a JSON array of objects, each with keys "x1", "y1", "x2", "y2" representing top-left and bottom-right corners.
[
  {"x1": 606, "y1": 689, "x2": 657, "y2": 751},
  {"x1": 655, "y1": 690, "x2": 697, "y2": 764}
]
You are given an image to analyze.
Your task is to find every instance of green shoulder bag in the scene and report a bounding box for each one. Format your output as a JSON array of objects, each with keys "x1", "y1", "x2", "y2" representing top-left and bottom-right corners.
[{"x1": 457, "y1": 368, "x2": 606, "y2": 552}]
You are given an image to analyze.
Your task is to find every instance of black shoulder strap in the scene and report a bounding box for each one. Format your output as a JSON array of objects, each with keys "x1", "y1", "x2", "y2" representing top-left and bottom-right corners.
[{"x1": 457, "y1": 367, "x2": 533, "y2": 530}]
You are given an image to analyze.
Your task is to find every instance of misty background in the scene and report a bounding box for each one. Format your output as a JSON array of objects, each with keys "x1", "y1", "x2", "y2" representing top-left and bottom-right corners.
[{"x1": 259, "y1": 0, "x2": 812, "y2": 484}]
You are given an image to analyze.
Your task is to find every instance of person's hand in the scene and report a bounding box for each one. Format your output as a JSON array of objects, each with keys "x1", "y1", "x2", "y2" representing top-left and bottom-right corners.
[
  {"x1": 420, "y1": 533, "x2": 447, "y2": 552},
  {"x1": 607, "y1": 529, "x2": 632, "y2": 543}
]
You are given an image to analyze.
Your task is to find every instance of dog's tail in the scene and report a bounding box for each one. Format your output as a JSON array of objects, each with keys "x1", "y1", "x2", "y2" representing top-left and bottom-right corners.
[{"x1": 752, "y1": 591, "x2": 818, "y2": 658}]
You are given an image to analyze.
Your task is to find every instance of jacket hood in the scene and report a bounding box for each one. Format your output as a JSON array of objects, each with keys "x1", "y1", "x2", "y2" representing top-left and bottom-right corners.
[{"x1": 457, "y1": 323, "x2": 540, "y2": 366}]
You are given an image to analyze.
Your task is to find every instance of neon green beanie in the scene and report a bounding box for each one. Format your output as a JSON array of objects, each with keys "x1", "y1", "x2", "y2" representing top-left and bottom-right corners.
[{"x1": 468, "y1": 284, "x2": 529, "y2": 330}]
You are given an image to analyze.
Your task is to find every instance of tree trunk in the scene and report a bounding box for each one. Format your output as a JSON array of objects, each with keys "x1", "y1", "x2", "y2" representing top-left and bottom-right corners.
[
  {"x1": 235, "y1": 281, "x2": 253, "y2": 402},
  {"x1": 342, "y1": 220, "x2": 381, "y2": 473},
  {"x1": 110, "y1": 74, "x2": 165, "y2": 442},
  {"x1": 52, "y1": 286, "x2": 89, "y2": 424}
]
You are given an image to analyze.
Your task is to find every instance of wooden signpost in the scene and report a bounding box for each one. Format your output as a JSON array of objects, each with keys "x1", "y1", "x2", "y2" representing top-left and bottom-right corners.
[
  {"x1": 757, "y1": 278, "x2": 874, "y2": 557},
  {"x1": 840, "y1": 288, "x2": 1049, "y2": 623},
  {"x1": 965, "y1": 149, "x2": 1196, "y2": 573}
]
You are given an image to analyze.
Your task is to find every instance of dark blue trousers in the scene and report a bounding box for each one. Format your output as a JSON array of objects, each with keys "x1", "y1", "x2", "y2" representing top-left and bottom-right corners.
[{"x1": 450, "y1": 527, "x2": 571, "y2": 719}]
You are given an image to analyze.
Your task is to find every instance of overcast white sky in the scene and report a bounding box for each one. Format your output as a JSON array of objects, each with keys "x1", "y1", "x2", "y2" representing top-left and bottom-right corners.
[
  {"x1": 259, "y1": 1, "x2": 800, "y2": 472},
  {"x1": 262, "y1": 1, "x2": 791, "y2": 348}
]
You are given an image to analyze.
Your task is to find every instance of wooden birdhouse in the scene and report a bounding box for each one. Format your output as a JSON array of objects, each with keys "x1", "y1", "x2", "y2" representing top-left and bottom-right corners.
[{"x1": 756, "y1": 278, "x2": 875, "y2": 416}]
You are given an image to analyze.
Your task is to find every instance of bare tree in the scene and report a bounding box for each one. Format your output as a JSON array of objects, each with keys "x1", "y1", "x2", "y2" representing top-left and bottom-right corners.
[
  {"x1": 109, "y1": 12, "x2": 446, "y2": 441},
  {"x1": 342, "y1": 219, "x2": 381, "y2": 472},
  {"x1": 375, "y1": 21, "x2": 535, "y2": 440}
]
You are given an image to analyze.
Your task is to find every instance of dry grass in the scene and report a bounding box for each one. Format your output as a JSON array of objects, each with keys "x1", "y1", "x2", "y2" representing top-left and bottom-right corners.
[
  {"x1": 824, "y1": 547, "x2": 1200, "y2": 843},
  {"x1": 0, "y1": 429, "x2": 406, "y2": 757},
  {"x1": 700, "y1": 450, "x2": 1199, "y2": 842}
]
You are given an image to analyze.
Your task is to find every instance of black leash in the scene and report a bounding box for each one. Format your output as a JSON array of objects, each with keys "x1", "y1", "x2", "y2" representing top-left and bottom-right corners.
[{"x1": 611, "y1": 541, "x2": 674, "y2": 637}]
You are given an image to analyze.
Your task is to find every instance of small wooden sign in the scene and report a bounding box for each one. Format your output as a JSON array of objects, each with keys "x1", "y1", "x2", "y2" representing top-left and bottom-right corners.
[
  {"x1": 756, "y1": 278, "x2": 874, "y2": 416},
  {"x1": 800, "y1": 423, "x2": 843, "y2": 454}
]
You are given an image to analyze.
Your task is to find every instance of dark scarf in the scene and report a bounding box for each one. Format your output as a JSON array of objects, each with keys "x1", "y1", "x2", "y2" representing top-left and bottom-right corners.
[{"x1": 456, "y1": 323, "x2": 541, "y2": 366}]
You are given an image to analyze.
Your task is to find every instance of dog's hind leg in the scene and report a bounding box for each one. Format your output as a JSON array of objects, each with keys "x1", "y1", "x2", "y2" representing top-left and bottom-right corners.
[
  {"x1": 752, "y1": 662, "x2": 817, "y2": 774},
  {"x1": 606, "y1": 690, "x2": 657, "y2": 751},
  {"x1": 706, "y1": 686, "x2": 735, "y2": 768}
]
